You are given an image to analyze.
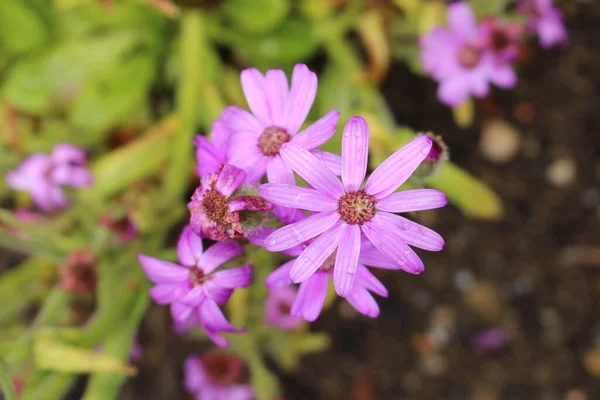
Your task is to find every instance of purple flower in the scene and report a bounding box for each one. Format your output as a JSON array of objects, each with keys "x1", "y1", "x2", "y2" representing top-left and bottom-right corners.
[
  {"x1": 184, "y1": 353, "x2": 253, "y2": 400},
  {"x1": 6, "y1": 143, "x2": 93, "y2": 211},
  {"x1": 472, "y1": 328, "x2": 508, "y2": 352},
  {"x1": 195, "y1": 120, "x2": 233, "y2": 177},
  {"x1": 518, "y1": 0, "x2": 568, "y2": 48},
  {"x1": 420, "y1": 3, "x2": 517, "y2": 106},
  {"x1": 258, "y1": 117, "x2": 447, "y2": 297},
  {"x1": 479, "y1": 18, "x2": 524, "y2": 63},
  {"x1": 264, "y1": 286, "x2": 303, "y2": 329},
  {"x1": 138, "y1": 226, "x2": 251, "y2": 346},
  {"x1": 220, "y1": 64, "x2": 341, "y2": 222},
  {"x1": 187, "y1": 164, "x2": 272, "y2": 241}
]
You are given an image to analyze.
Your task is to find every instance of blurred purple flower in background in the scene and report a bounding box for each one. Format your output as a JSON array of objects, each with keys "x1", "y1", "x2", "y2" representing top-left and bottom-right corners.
[
  {"x1": 6, "y1": 143, "x2": 93, "y2": 211},
  {"x1": 194, "y1": 120, "x2": 233, "y2": 177},
  {"x1": 184, "y1": 352, "x2": 253, "y2": 400},
  {"x1": 420, "y1": 3, "x2": 518, "y2": 106},
  {"x1": 259, "y1": 117, "x2": 447, "y2": 297},
  {"x1": 479, "y1": 18, "x2": 524, "y2": 63},
  {"x1": 265, "y1": 286, "x2": 303, "y2": 329},
  {"x1": 138, "y1": 226, "x2": 251, "y2": 346},
  {"x1": 518, "y1": 0, "x2": 568, "y2": 48}
]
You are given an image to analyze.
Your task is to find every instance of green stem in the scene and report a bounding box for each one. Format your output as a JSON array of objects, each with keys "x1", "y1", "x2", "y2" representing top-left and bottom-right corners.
[
  {"x1": 166, "y1": 10, "x2": 204, "y2": 199},
  {"x1": 0, "y1": 359, "x2": 17, "y2": 400}
]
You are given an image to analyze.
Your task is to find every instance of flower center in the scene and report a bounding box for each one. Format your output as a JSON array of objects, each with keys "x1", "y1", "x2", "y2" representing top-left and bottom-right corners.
[
  {"x1": 188, "y1": 267, "x2": 207, "y2": 287},
  {"x1": 490, "y1": 28, "x2": 510, "y2": 52},
  {"x1": 201, "y1": 189, "x2": 228, "y2": 223},
  {"x1": 258, "y1": 126, "x2": 291, "y2": 156},
  {"x1": 458, "y1": 44, "x2": 482, "y2": 69},
  {"x1": 338, "y1": 190, "x2": 376, "y2": 225},
  {"x1": 201, "y1": 351, "x2": 244, "y2": 386},
  {"x1": 277, "y1": 301, "x2": 292, "y2": 315}
]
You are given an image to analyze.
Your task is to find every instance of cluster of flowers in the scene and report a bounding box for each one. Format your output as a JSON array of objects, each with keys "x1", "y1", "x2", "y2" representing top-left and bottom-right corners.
[
  {"x1": 421, "y1": 0, "x2": 568, "y2": 106},
  {"x1": 137, "y1": 63, "x2": 448, "y2": 355}
]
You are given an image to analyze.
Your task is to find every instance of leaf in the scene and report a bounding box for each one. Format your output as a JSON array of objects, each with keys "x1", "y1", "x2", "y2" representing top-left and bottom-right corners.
[
  {"x1": 222, "y1": 0, "x2": 290, "y2": 34},
  {"x1": 0, "y1": 0, "x2": 48, "y2": 55},
  {"x1": 90, "y1": 115, "x2": 179, "y2": 197},
  {"x1": 0, "y1": 358, "x2": 17, "y2": 400},
  {"x1": 34, "y1": 336, "x2": 135, "y2": 376}
]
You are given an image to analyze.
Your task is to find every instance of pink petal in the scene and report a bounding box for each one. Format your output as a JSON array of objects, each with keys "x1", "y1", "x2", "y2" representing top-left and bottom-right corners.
[
  {"x1": 211, "y1": 264, "x2": 253, "y2": 289},
  {"x1": 311, "y1": 150, "x2": 342, "y2": 175},
  {"x1": 171, "y1": 301, "x2": 194, "y2": 322},
  {"x1": 358, "y1": 243, "x2": 399, "y2": 270},
  {"x1": 291, "y1": 272, "x2": 329, "y2": 322},
  {"x1": 51, "y1": 143, "x2": 87, "y2": 165},
  {"x1": 198, "y1": 241, "x2": 244, "y2": 274},
  {"x1": 377, "y1": 212, "x2": 445, "y2": 251},
  {"x1": 284, "y1": 64, "x2": 317, "y2": 135},
  {"x1": 346, "y1": 288, "x2": 380, "y2": 318},
  {"x1": 490, "y1": 66, "x2": 517, "y2": 88},
  {"x1": 265, "y1": 259, "x2": 295, "y2": 288},
  {"x1": 246, "y1": 226, "x2": 276, "y2": 248},
  {"x1": 365, "y1": 136, "x2": 432, "y2": 200},
  {"x1": 438, "y1": 76, "x2": 470, "y2": 107},
  {"x1": 266, "y1": 155, "x2": 303, "y2": 224},
  {"x1": 211, "y1": 120, "x2": 233, "y2": 153},
  {"x1": 180, "y1": 283, "x2": 207, "y2": 306},
  {"x1": 333, "y1": 224, "x2": 361, "y2": 297},
  {"x1": 240, "y1": 68, "x2": 271, "y2": 125},
  {"x1": 215, "y1": 164, "x2": 247, "y2": 197},
  {"x1": 280, "y1": 143, "x2": 344, "y2": 198},
  {"x1": 50, "y1": 166, "x2": 93, "y2": 187},
  {"x1": 30, "y1": 183, "x2": 69, "y2": 211},
  {"x1": 184, "y1": 356, "x2": 208, "y2": 393},
  {"x1": 149, "y1": 284, "x2": 186, "y2": 305},
  {"x1": 220, "y1": 106, "x2": 263, "y2": 134},
  {"x1": 291, "y1": 110, "x2": 340, "y2": 149},
  {"x1": 177, "y1": 226, "x2": 204, "y2": 267},
  {"x1": 290, "y1": 222, "x2": 343, "y2": 283},
  {"x1": 264, "y1": 69, "x2": 289, "y2": 125},
  {"x1": 448, "y1": 3, "x2": 477, "y2": 40},
  {"x1": 195, "y1": 135, "x2": 225, "y2": 176},
  {"x1": 138, "y1": 254, "x2": 189, "y2": 283},
  {"x1": 376, "y1": 189, "x2": 448, "y2": 213},
  {"x1": 341, "y1": 116, "x2": 369, "y2": 192},
  {"x1": 259, "y1": 183, "x2": 338, "y2": 212},
  {"x1": 356, "y1": 265, "x2": 388, "y2": 297},
  {"x1": 361, "y1": 215, "x2": 425, "y2": 274},
  {"x1": 264, "y1": 211, "x2": 340, "y2": 252}
]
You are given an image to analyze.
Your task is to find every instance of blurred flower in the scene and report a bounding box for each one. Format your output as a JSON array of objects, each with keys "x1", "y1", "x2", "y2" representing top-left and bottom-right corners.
[
  {"x1": 479, "y1": 18, "x2": 524, "y2": 63},
  {"x1": 420, "y1": 3, "x2": 517, "y2": 106},
  {"x1": 518, "y1": 0, "x2": 568, "y2": 48},
  {"x1": 220, "y1": 63, "x2": 341, "y2": 222},
  {"x1": 138, "y1": 226, "x2": 251, "y2": 346},
  {"x1": 188, "y1": 164, "x2": 272, "y2": 241},
  {"x1": 60, "y1": 249, "x2": 96, "y2": 294},
  {"x1": 259, "y1": 117, "x2": 447, "y2": 297},
  {"x1": 264, "y1": 286, "x2": 302, "y2": 329},
  {"x1": 99, "y1": 213, "x2": 137, "y2": 243},
  {"x1": 184, "y1": 352, "x2": 252, "y2": 400},
  {"x1": 472, "y1": 327, "x2": 508, "y2": 352},
  {"x1": 195, "y1": 120, "x2": 233, "y2": 177},
  {"x1": 414, "y1": 133, "x2": 449, "y2": 178},
  {"x1": 5, "y1": 144, "x2": 93, "y2": 212}
]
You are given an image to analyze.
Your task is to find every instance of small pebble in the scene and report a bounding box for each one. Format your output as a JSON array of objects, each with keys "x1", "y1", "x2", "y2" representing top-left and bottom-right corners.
[
  {"x1": 546, "y1": 157, "x2": 577, "y2": 188},
  {"x1": 479, "y1": 118, "x2": 521, "y2": 164}
]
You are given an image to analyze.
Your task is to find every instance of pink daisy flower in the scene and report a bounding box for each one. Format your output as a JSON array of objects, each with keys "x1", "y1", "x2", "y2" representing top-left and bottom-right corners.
[
  {"x1": 264, "y1": 286, "x2": 303, "y2": 329},
  {"x1": 258, "y1": 116, "x2": 447, "y2": 297},
  {"x1": 184, "y1": 353, "x2": 253, "y2": 400},
  {"x1": 138, "y1": 226, "x2": 251, "y2": 346},
  {"x1": 420, "y1": 3, "x2": 518, "y2": 106},
  {"x1": 6, "y1": 143, "x2": 93, "y2": 211},
  {"x1": 220, "y1": 64, "x2": 341, "y2": 222},
  {"x1": 518, "y1": 0, "x2": 568, "y2": 49}
]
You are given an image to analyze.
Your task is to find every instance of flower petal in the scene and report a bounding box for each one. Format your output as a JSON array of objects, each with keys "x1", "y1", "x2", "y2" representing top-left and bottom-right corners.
[
  {"x1": 215, "y1": 164, "x2": 247, "y2": 197},
  {"x1": 171, "y1": 301, "x2": 194, "y2": 322},
  {"x1": 211, "y1": 264, "x2": 253, "y2": 290},
  {"x1": 180, "y1": 283, "x2": 207, "y2": 306},
  {"x1": 438, "y1": 76, "x2": 470, "y2": 107},
  {"x1": 341, "y1": 116, "x2": 369, "y2": 192},
  {"x1": 199, "y1": 241, "x2": 244, "y2": 274},
  {"x1": 138, "y1": 254, "x2": 189, "y2": 283},
  {"x1": 264, "y1": 69, "x2": 289, "y2": 125},
  {"x1": 177, "y1": 226, "x2": 204, "y2": 267},
  {"x1": 50, "y1": 166, "x2": 93, "y2": 187},
  {"x1": 365, "y1": 136, "x2": 432, "y2": 200},
  {"x1": 356, "y1": 265, "x2": 388, "y2": 297},
  {"x1": 376, "y1": 189, "x2": 448, "y2": 213},
  {"x1": 333, "y1": 224, "x2": 361, "y2": 297},
  {"x1": 240, "y1": 68, "x2": 271, "y2": 125},
  {"x1": 358, "y1": 242, "x2": 399, "y2": 270},
  {"x1": 361, "y1": 215, "x2": 425, "y2": 274},
  {"x1": 220, "y1": 106, "x2": 263, "y2": 133},
  {"x1": 290, "y1": 222, "x2": 343, "y2": 283},
  {"x1": 284, "y1": 64, "x2": 317, "y2": 134},
  {"x1": 346, "y1": 288, "x2": 380, "y2": 318},
  {"x1": 195, "y1": 135, "x2": 225, "y2": 176},
  {"x1": 448, "y1": 3, "x2": 477, "y2": 40},
  {"x1": 51, "y1": 144, "x2": 87, "y2": 165},
  {"x1": 291, "y1": 110, "x2": 340, "y2": 149},
  {"x1": 265, "y1": 259, "x2": 295, "y2": 288},
  {"x1": 291, "y1": 272, "x2": 328, "y2": 322},
  {"x1": 311, "y1": 150, "x2": 342, "y2": 176},
  {"x1": 184, "y1": 357, "x2": 208, "y2": 394},
  {"x1": 149, "y1": 284, "x2": 186, "y2": 305},
  {"x1": 266, "y1": 155, "x2": 303, "y2": 224},
  {"x1": 280, "y1": 143, "x2": 344, "y2": 198},
  {"x1": 377, "y1": 212, "x2": 445, "y2": 251},
  {"x1": 259, "y1": 183, "x2": 338, "y2": 212},
  {"x1": 264, "y1": 211, "x2": 340, "y2": 251}
]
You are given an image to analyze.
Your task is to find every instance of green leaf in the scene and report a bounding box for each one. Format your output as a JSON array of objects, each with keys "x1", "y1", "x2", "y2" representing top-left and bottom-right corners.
[
  {"x1": 222, "y1": 0, "x2": 290, "y2": 34},
  {"x1": 0, "y1": 0, "x2": 48, "y2": 55},
  {"x1": 34, "y1": 335, "x2": 135, "y2": 376},
  {"x1": 0, "y1": 358, "x2": 17, "y2": 400}
]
